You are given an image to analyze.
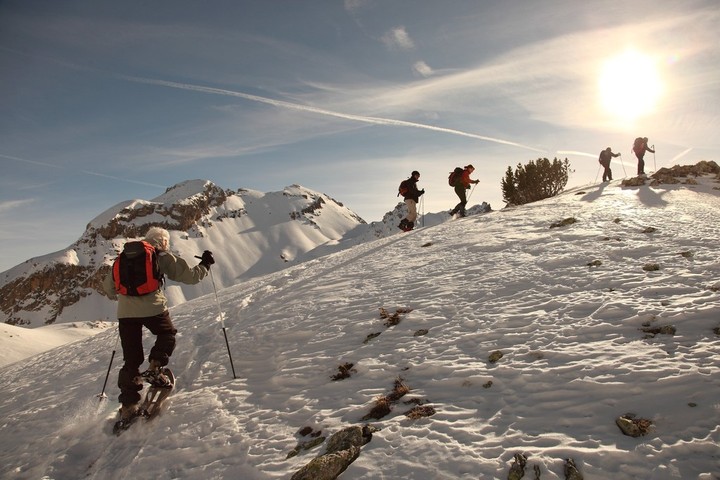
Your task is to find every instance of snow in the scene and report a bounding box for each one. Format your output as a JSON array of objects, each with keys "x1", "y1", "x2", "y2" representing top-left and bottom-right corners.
[
  {"x1": 1, "y1": 176, "x2": 719, "y2": 479},
  {"x1": 0, "y1": 321, "x2": 113, "y2": 368}
]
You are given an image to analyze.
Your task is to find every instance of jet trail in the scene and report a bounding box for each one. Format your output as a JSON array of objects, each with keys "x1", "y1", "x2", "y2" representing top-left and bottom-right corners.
[
  {"x1": 0, "y1": 153, "x2": 166, "y2": 189},
  {"x1": 122, "y1": 75, "x2": 546, "y2": 153}
]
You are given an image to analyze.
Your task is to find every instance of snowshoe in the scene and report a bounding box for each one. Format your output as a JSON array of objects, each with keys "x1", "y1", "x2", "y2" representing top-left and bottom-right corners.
[{"x1": 113, "y1": 368, "x2": 175, "y2": 435}]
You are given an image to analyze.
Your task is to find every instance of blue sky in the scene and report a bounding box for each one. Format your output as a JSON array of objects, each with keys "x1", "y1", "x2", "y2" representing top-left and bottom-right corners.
[{"x1": 1, "y1": 0, "x2": 718, "y2": 273}]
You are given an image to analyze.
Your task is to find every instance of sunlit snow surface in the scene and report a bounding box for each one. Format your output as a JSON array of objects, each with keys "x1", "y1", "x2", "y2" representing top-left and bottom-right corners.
[{"x1": 1, "y1": 177, "x2": 719, "y2": 479}]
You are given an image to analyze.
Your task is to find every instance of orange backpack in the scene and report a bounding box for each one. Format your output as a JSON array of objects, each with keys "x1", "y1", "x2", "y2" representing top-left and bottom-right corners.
[{"x1": 112, "y1": 241, "x2": 163, "y2": 296}]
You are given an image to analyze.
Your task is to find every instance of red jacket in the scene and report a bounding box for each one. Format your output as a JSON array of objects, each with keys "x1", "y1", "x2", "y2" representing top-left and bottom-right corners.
[{"x1": 460, "y1": 168, "x2": 474, "y2": 188}]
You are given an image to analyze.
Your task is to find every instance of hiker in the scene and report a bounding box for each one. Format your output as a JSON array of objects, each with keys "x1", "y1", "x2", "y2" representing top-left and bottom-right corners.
[
  {"x1": 449, "y1": 164, "x2": 480, "y2": 217},
  {"x1": 398, "y1": 170, "x2": 424, "y2": 231},
  {"x1": 102, "y1": 226, "x2": 215, "y2": 422},
  {"x1": 598, "y1": 147, "x2": 621, "y2": 182},
  {"x1": 632, "y1": 137, "x2": 655, "y2": 175}
]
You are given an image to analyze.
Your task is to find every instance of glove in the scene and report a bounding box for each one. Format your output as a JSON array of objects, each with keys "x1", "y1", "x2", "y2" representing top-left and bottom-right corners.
[
  {"x1": 419, "y1": 189, "x2": 425, "y2": 196},
  {"x1": 199, "y1": 250, "x2": 215, "y2": 268},
  {"x1": 474, "y1": 180, "x2": 480, "y2": 184}
]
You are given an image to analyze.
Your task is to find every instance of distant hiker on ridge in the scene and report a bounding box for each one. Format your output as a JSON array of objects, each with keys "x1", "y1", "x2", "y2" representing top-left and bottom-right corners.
[
  {"x1": 102, "y1": 226, "x2": 215, "y2": 423},
  {"x1": 398, "y1": 170, "x2": 424, "y2": 231},
  {"x1": 632, "y1": 136, "x2": 655, "y2": 176},
  {"x1": 449, "y1": 164, "x2": 479, "y2": 218},
  {"x1": 598, "y1": 147, "x2": 621, "y2": 182}
]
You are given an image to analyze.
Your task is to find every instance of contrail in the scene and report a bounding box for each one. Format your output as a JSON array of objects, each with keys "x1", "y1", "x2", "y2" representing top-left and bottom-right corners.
[
  {"x1": 0, "y1": 153, "x2": 166, "y2": 189},
  {"x1": 121, "y1": 75, "x2": 546, "y2": 153},
  {"x1": 557, "y1": 150, "x2": 596, "y2": 158},
  {"x1": 671, "y1": 147, "x2": 692, "y2": 164}
]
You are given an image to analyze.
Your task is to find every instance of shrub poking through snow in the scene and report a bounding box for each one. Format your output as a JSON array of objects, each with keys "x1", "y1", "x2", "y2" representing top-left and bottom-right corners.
[
  {"x1": 363, "y1": 332, "x2": 381, "y2": 344},
  {"x1": 404, "y1": 404, "x2": 436, "y2": 419},
  {"x1": 507, "y1": 453, "x2": 527, "y2": 480},
  {"x1": 641, "y1": 325, "x2": 676, "y2": 337},
  {"x1": 331, "y1": 362, "x2": 356, "y2": 381},
  {"x1": 361, "y1": 377, "x2": 410, "y2": 420},
  {"x1": 379, "y1": 307, "x2": 413, "y2": 327}
]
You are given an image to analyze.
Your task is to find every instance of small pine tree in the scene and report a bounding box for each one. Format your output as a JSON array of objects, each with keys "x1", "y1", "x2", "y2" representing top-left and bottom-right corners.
[{"x1": 501, "y1": 157, "x2": 572, "y2": 206}]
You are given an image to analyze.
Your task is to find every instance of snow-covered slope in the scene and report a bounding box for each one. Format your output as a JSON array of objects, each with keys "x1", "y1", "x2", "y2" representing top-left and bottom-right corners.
[
  {"x1": 0, "y1": 181, "x2": 368, "y2": 327},
  {"x1": 1, "y1": 166, "x2": 718, "y2": 479}
]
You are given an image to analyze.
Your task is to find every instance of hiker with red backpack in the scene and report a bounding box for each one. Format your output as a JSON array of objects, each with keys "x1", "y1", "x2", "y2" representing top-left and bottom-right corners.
[
  {"x1": 598, "y1": 147, "x2": 621, "y2": 182},
  {"x1": 102, "y1": 226, "x2": 214, "y2": 423},
  {"x1": 449, "y1": 164, "x2": 480, "y2": 218},
  {"x1": 398, "y1": 170, "x2": 424, "y2": 231},
  {"x1": 632, "y1": 137, "x2": 655, "y2": 176}
]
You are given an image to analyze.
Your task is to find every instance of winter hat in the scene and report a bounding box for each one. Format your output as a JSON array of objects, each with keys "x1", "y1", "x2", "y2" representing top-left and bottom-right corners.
[
  {"x1": 411, "y1": 170, "x2": 420, "y2": 177},
  {"x1": 145, "y1": 227, "x2": 170, "y2": 251},
  {"x1": 466, "y1": 164, "x2": 475, "y2": 169}
]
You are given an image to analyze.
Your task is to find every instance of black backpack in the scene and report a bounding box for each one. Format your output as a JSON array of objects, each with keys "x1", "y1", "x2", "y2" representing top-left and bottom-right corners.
[
  {"x1": 398, "y1": 179, "x2": 410, "y2": 197},
  {"x1": 112, "y1": 241, "x2": 163, "y2": 296}
]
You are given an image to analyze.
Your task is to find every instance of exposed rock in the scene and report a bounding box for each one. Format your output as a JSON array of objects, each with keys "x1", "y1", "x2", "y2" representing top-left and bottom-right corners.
[
  {"x1": 564, "y1": 458, "x2": 583, "y2": 480},
  {"x1": 616, "y1": 414, "x2": 652, "y2": 437},
  {"x1": 489, "y1": 350, "x2": 504, "y2": 363},
  {"x1": 290, "y1": 425, "x2": 375, "y2": 480},
  {"x1": 550, "y1": 217, "x2": 577, "y2": 228}
]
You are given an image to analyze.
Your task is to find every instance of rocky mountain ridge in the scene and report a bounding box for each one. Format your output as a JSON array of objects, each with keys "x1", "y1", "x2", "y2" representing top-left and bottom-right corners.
[{"x1": 0, "y1": 181, "x2": 368, "y2": 327}]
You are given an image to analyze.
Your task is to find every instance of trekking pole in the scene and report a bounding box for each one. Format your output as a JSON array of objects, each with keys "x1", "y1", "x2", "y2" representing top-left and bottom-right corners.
[
  {"x1": 652, "y1": 145, "x2": 656, "y2": 172},
  {"x1": 594, "y1": 165, "x2": 601, "y2": 183},
  {"x1": 205, "y1": 265, "x2": 237, "y2": 379},
  {"x1": 97, "y1": 330, "x2": 120, "y2": 401},
  {"x1": 466, "y1": 182, "x2": 478, "y2": 203},
  {"x1": 619, "y1": 153, "x2": 627, "y2": 177}
]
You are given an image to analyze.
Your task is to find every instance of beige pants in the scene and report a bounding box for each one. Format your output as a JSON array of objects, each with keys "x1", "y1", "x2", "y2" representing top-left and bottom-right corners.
[{"x1": 405, "y1": 199, "x2": 418, "y2": 222}]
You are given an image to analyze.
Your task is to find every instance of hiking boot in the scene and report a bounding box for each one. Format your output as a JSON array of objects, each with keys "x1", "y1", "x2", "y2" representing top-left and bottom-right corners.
[
  {"x1": 119, "y1": 403, "x2": 140, "y2": 421},
  {"x1": 141, "y1": 360, "x2": 172, "y2": 387},
  {"x1": 398, "y1": 219, "x2": 408, "y2": 230}
]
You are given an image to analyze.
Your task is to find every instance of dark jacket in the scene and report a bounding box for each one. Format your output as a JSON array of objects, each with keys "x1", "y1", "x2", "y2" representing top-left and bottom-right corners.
[
  {"x1": 599, "y1": 149, "x2": 620, "y2": 167},
  {"x1": 402, "y1": 177, "x2": 424, "y2": 203}
]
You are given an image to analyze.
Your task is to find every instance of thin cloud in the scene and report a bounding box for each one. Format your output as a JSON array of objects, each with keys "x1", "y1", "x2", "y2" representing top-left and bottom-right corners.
[
  {"x1": 382, "y1": 26, "x2": 414, "y2": 50},
  {"x1": 413, "y1": 61, "x2": 434, "y2": 77},
  {"x1": 0, "y1": 199, "x2": 35, "y2": 214},
  {"x1": 121, "y1": 75, "x2": 544, "y2": 153}
]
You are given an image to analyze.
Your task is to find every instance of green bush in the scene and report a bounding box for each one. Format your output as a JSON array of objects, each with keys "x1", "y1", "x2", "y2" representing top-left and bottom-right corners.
[{"x1": 501, "y1": 157, "x2": 572, "y2": 206}]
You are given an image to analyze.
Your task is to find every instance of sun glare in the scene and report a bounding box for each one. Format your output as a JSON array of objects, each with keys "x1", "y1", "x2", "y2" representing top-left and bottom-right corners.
[{"x1": 598, "y1": 50, "x2": 663, "y2": 123}]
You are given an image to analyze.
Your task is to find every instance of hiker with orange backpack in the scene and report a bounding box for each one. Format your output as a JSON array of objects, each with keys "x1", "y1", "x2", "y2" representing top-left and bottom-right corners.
[
  {"x1": 102, "y1": 226, "x2": 214, "y2": 425},
  {"x1": 398, "y1": 170, "x2": 424, "y2": 231},
  {"x1": 449, "y1": 164, "x2": 480, "y2": 218}
]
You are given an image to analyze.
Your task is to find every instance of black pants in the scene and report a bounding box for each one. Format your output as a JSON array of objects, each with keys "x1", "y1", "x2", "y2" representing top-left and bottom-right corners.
[
  {"x1": 117, "y1": 311, "x2": 177, "y2": 405},
  {"x1": 637, "y1": 156, "x2": 645, "y2": 175},
  {"x1": 602, "y1": 165, "x2": 612, "y2": 182},
  {"x1": 450, "y1": 185, "x2": 468, "y2": 216}
]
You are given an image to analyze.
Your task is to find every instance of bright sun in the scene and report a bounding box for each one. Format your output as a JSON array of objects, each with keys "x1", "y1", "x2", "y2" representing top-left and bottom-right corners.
[{"x1": 598, "y1": 50, "x2": 663, "y2": 122}]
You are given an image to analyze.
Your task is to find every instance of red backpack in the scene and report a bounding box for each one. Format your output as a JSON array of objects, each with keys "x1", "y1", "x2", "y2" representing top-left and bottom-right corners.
[
  {"x1": 112, "y1": 241, "x2": 163, "y2": 296},
  {"x1": 448, "y1": 167, "x2": 464, "y2": 186},
  {"x1": 398, "y1": 180, "x2": 410, "y2": 197}
]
